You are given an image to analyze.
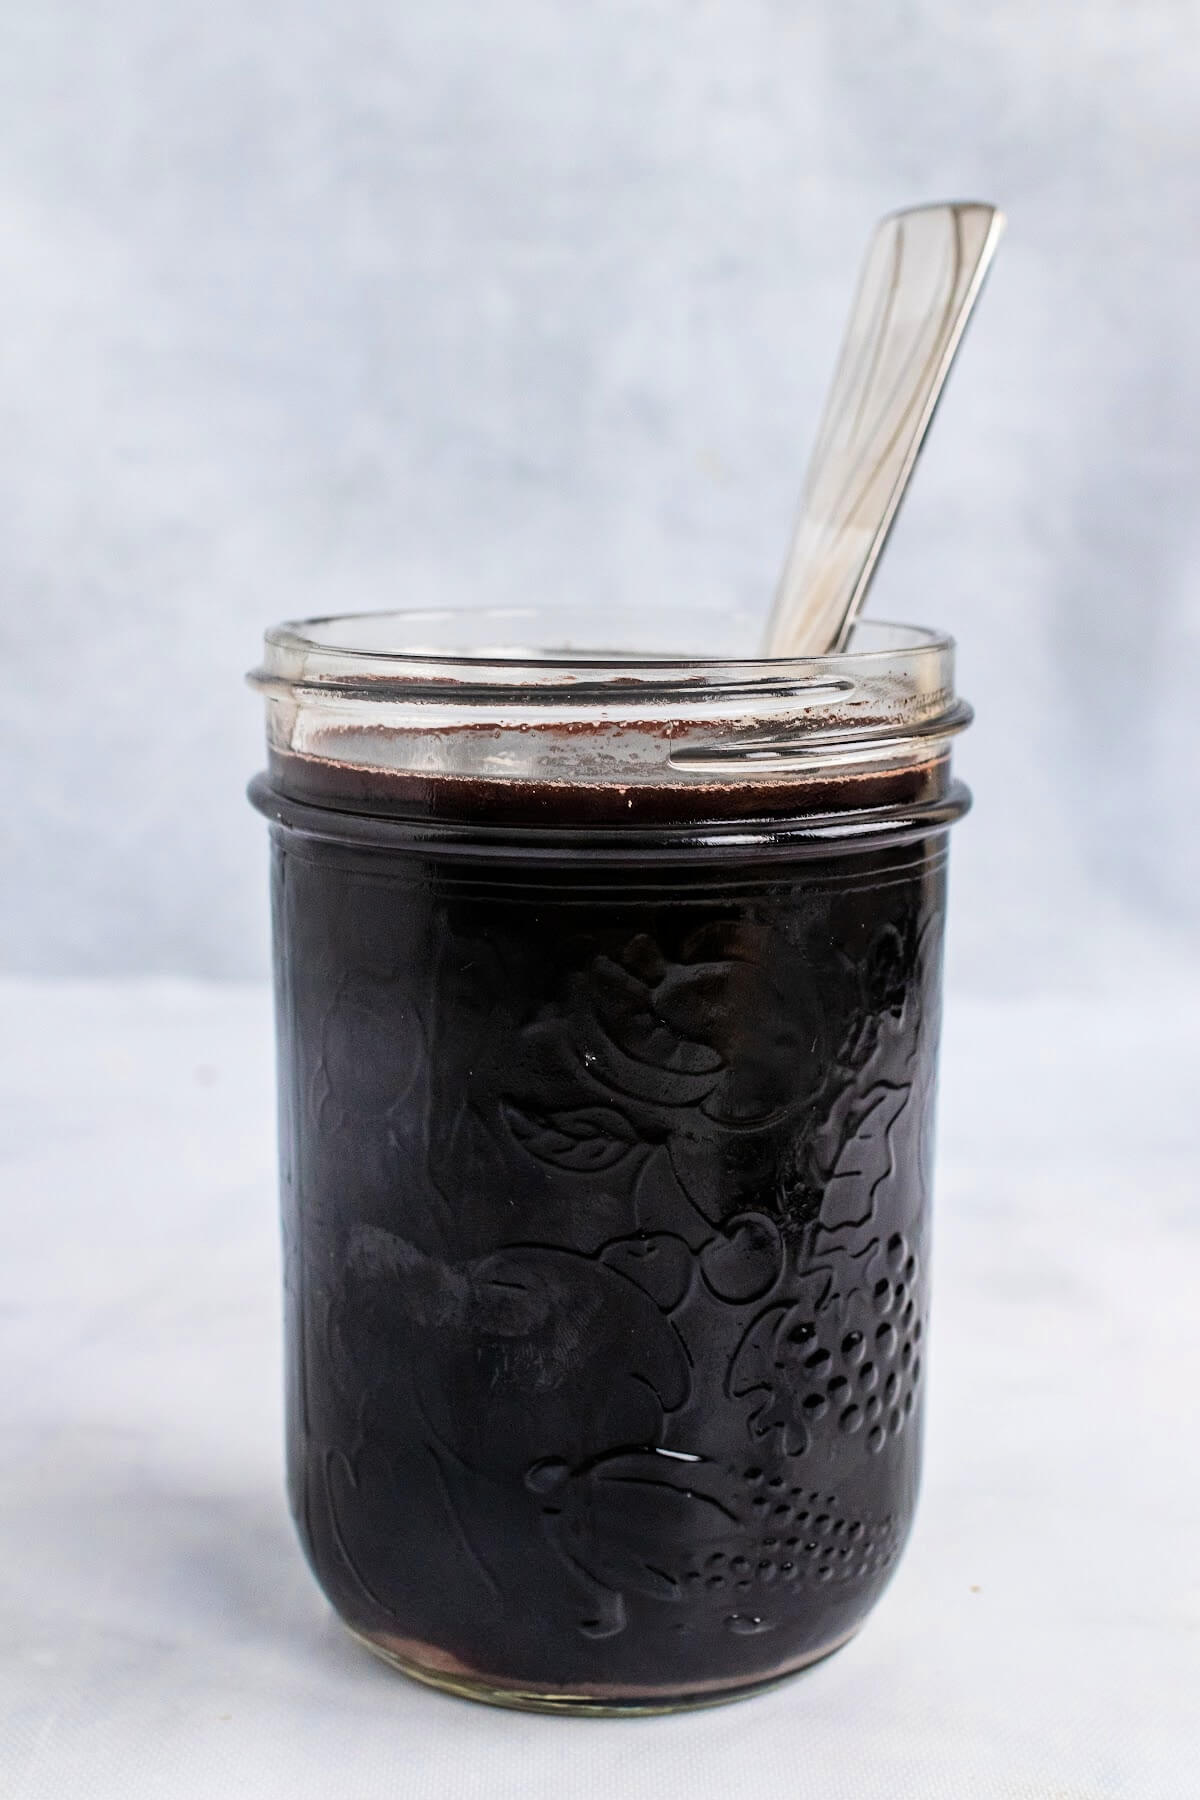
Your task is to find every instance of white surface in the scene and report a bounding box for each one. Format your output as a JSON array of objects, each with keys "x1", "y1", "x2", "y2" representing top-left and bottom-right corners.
[
  {"x1": 2, "y1": 3, "x2": 1200, "y2": 979},
  {"x1": 2, "y1": 976, "x2": 1198, "y2": 1798}
]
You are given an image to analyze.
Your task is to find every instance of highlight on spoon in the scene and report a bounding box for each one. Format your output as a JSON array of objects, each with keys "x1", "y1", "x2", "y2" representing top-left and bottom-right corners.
[{"x1": 763, "y1": 201, "x2": 1006, "y2": 661}]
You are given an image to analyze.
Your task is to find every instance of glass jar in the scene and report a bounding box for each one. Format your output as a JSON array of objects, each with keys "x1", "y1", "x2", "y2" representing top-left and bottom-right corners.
[{"x1": 248, "y1": 607, "x2": 970, "y2": 1714}]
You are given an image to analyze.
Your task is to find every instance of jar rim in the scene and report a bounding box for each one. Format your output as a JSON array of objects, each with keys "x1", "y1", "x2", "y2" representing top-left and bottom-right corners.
[
  {"x1": 252, "y1": 608, "x2": 954, "y2": 697},
  {"x1": 249, "y1": 607, "x2": 967, "y2": 822}
]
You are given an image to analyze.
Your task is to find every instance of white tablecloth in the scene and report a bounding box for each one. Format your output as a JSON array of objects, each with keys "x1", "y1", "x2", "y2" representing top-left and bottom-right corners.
[{"x1": 2, "y1": 975, "x2": 1197, "y2": 1799}]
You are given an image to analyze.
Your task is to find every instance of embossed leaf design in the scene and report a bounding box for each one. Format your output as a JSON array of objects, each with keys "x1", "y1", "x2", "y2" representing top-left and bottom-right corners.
[
  {"x1": 815, "y1": 1081, "x2": 910, "y2": 1234},
  {"x1": 725, "y1": 1261, "x2": 843, "y2": 1456},
  {"x1": 532, "y1": 1448, "x2": 742, "y2": 1607},
  {"x1": 727, "y1": 1303, "x2": 815, "y2": 1457},
  {"x1": 502, "y1": 1101, "x2": 638, "y2": 1173}
]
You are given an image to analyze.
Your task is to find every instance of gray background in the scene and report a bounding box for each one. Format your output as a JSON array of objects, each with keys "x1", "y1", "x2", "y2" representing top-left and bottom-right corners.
[{"x1": 2, "y1": 0, "x2": 1197, "y2": 988}]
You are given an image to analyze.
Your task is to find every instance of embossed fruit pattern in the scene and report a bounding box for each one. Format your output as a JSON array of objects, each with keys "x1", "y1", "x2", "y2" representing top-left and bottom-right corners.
[
  {"x1": 274, "y1": 833, "x2": 947, "y2": 1690},
  {"x1": 727, "y1": 1232, "x2": 924, "y2": 1462}
]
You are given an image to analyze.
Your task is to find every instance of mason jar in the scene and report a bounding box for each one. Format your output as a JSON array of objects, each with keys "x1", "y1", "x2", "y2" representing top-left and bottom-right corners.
[{"x1": 247, "y1": 607, "x2": 971, "y2": 1713}]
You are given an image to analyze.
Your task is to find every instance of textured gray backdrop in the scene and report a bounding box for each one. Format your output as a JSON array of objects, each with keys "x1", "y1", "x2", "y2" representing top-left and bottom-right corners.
[{"x1": 2, "y1": 1, "x2": 1197, "y2": 988}]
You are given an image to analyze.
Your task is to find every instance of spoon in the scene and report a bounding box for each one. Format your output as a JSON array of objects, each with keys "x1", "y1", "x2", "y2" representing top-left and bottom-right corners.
[{"x1": 761, "y1": 200, "x2": 1005, "y2": 659}]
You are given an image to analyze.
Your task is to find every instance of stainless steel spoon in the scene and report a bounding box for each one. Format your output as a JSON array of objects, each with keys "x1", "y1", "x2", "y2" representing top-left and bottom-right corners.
[{"x1": 762, "y1": 200, "x2": 1005, "y2": 659}]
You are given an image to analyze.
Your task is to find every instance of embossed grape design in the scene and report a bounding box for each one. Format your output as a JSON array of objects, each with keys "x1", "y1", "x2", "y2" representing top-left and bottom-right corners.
[
  {"x1": 729, "y1": 1232, "x2": 924, "y2": 1462},
  {"x1": 829, "y1": 1233, "x2": 923, "y2": 1454},
  {"x1": 676, "y1": 1475, "x2": 902, "y2": 1597}
]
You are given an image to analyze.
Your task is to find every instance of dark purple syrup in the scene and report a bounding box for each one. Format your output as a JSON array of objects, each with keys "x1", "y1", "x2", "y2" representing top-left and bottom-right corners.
[{"x1": 254, "y1": 758, "x2": 961, "y2": 1703}]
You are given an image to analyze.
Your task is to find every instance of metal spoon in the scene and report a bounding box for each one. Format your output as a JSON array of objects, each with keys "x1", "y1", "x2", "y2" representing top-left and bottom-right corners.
[{"x1": 762, "y1": 200, "x2": 1005, "y2": 659}]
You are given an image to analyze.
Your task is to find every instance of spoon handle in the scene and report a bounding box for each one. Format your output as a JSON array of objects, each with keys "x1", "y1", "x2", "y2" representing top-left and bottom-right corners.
[{"x1": 762, "y1": 201, "x2": 1005, "y2": 659}]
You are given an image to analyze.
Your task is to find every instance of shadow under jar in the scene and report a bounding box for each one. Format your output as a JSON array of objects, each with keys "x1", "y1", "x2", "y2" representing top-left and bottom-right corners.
[{"x1": 248, "y1": 608, "x2": 971, "y2": 1714}]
